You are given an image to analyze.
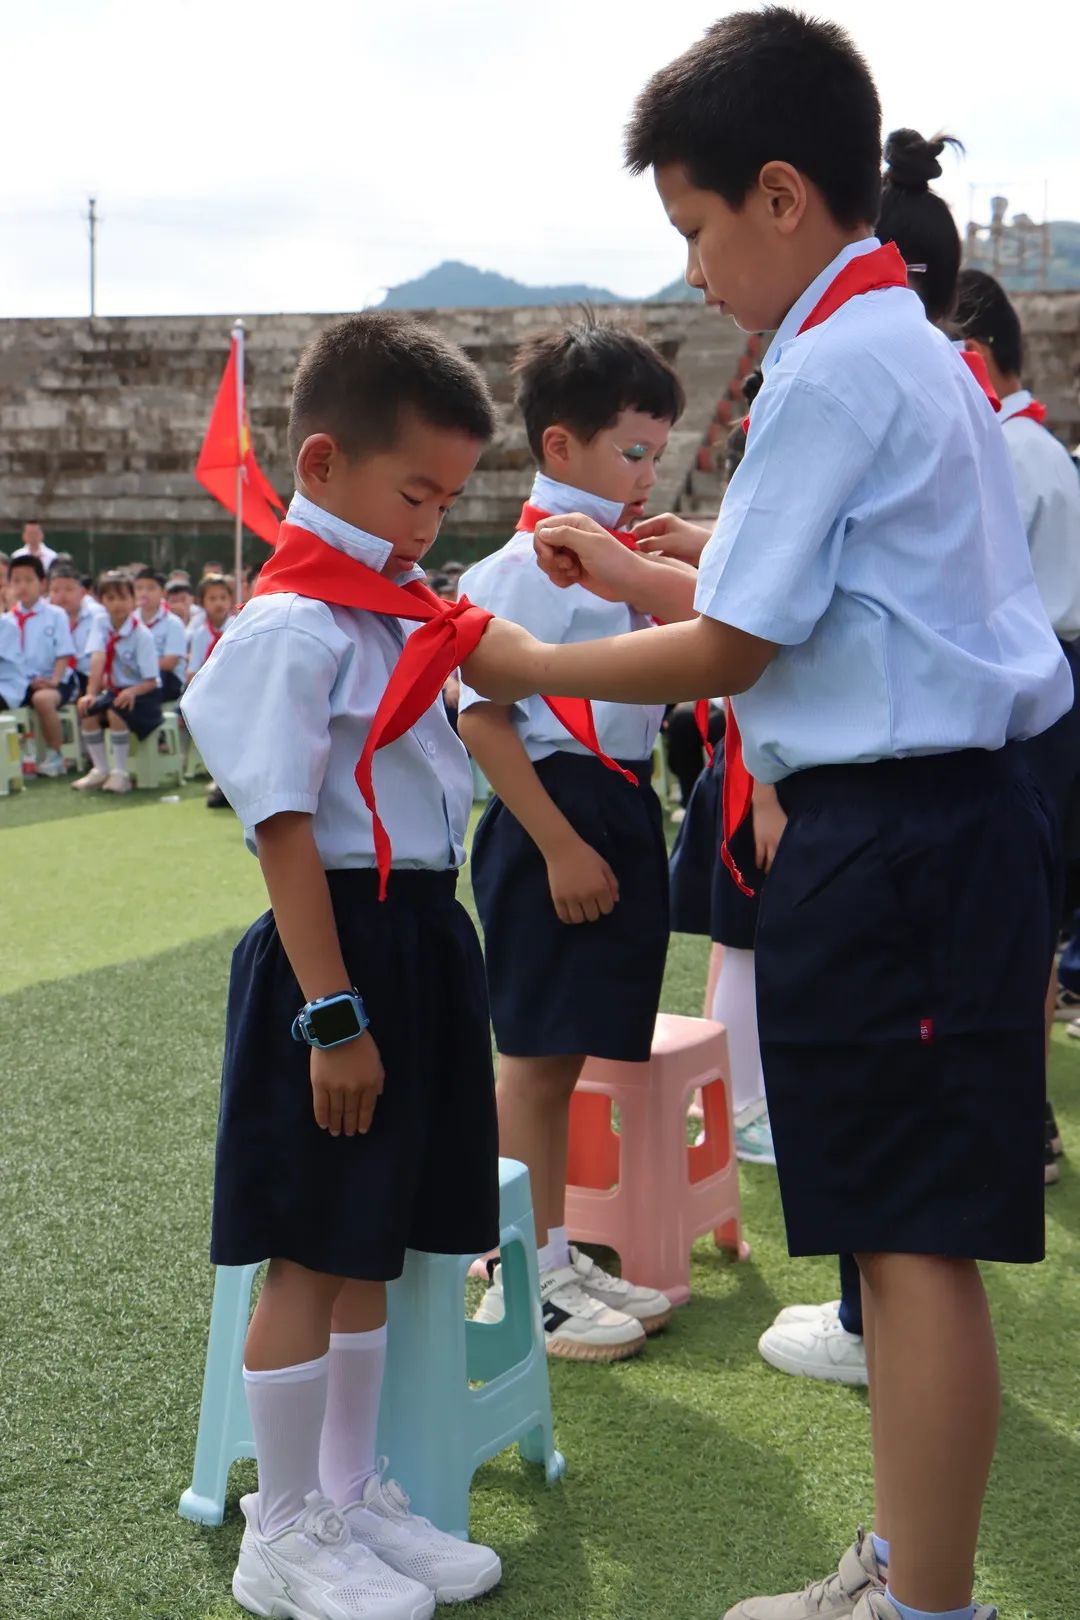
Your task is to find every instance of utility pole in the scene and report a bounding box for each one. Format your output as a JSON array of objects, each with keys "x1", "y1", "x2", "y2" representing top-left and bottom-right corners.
[{"x1": 87, "y1": 197, "x2": 98, "y2": 317}]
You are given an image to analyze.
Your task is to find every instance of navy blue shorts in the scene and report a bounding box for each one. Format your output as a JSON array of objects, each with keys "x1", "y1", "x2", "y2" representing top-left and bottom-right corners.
[
  {"x1": 95, "y1": 688, "x2": 164, "y2": 740},
  {"x1": 211, "y1": 869, "x2": 500, "y2": 1280},
  {"x1": 471, "y1": 752, "x2": 669, "y2": 1060},
  {"x1": 670, "y1": 750, "x2": 761, "y2": 948},
  {"x1": 757, "y1": 746, "x2": 1054, "y2": 1263}
]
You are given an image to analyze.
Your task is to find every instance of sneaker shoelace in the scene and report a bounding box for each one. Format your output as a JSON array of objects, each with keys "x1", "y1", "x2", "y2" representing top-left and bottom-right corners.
[{"x1": 546, "y1": 1274, "x2": 609, "y2": 1319}]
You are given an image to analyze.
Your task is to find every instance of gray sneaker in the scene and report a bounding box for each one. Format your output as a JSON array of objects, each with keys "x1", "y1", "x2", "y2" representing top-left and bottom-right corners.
[
  {"x1": 724, "y1": 1531, "x2": 884, "y2": 1619},
  {"x1": 853, "y1": 1593, "x2": 996, "y2": 1620}
]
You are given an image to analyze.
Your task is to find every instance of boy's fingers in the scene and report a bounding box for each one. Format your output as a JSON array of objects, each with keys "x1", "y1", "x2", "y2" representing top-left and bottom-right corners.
[
  {"x1": 311, "y1": 1082, "x2": 330, "y2": 1131},
  {"x1": 340, "y1": 1092, "x2": 361, "y2": 1137},
  {"x1": 597, "y1": 884, "x2": 616, "y2": 917},
  {"x1": 602, "y1": 862, "x2": 620, "y2": 904},
  {"x1": 582, "y1": 895, "x2": 601, "y2": 923},
  {"x1": 631, "y1": 514, "x2": 671, "y2": 539},
  {"x1": 357, "y1": 1087, "x2": 378, "y2": 1135},
  {"x1": 325, "y1": 1089, "x2": 343, "y2": 1137}
]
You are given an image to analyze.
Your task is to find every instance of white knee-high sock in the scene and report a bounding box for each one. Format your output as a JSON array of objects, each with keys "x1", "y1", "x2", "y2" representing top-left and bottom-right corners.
[
  {"x1": 81, "y1": 731, "x2": 108, "y2": 772},
  {"x1": 710, "y1": 945, "x2": 766, "y2": 1116},
  {"x1": 318, "y1": 1327, "x2": 387, "y2": 1507},
  {"x1": 110, "y1": 730, "x2": 130, "y2": 772},
  {"x1": 243, "y1": 1353, "x2": 329, "y2": 1537}
]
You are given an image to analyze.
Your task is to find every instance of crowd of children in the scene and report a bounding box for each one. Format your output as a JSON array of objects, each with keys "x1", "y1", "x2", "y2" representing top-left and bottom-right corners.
[
  {"x1": 0, "y1": 546, "x2": 236, "y2": 793},
  {"x1": 9, "y1": 13, "x2": 1080, "y2": 1620}
]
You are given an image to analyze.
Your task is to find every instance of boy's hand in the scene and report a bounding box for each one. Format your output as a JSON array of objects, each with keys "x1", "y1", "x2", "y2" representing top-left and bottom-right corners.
[
  {"x1": 30, "y1": 676, "x2": 55, "y2": 692},
  {"x1": 545, "y1": 834, "x2": 620, "y2": 924},
  {"x1": 461, "y1": 617, "x2": 540, "y2": 704},
  {"x1": 113, "y1": 687, "x2": 136, "y2": 711},
  {"x1": 310, "y1": 1030, "x2": 385, "y2": 1137},
  {"x1": 751, "y1": 782, "x2": 788, "y2": 874},
  {"x1": 632, "y1": 513, "x2": 711, "y2": 565},
  {"x1": 76, "y1": 694, "x2": 93, "y2": 716},
  {"x1": 534, "y1": 514, "x2": 642, "y2": 603}
]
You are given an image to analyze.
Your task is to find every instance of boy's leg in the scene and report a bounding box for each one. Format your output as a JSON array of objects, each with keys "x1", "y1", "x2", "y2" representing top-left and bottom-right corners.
[
  {"x1": 75, "y1": 713, "x2": 110, "y2": 785},
  {"x1": 495, "y1": 1051, "x2": 584, "y2": 1254},
  {"x1": 30, "y1": 686, "x2": 62, "y2": 750},
  {"x1": 857, "y1": 1250, "x2": 998, "y2": 1614},
  {"x1": 319, "y1": 1279, "x2": 388, "y2": 1508},
  {"x1": 243, "y1": 1257, "x2": 342, "y2": 1537},
  {"x1": 105, "y1": 708, "x2": 131, "y2": 776}
]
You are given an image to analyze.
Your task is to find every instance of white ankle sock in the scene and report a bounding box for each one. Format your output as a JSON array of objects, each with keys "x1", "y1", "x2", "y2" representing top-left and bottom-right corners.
[
  {"x1": 318, "y1": 1326, "x2": 387, "y2": 1507},
  {"x1": 537, "y1": 1240, "x2": 558, "y2": 1275},
  {"x1": 710, "y1": 946, "x2": 766, "y2": 1116},
  {"x1": 110, "y1": 731, "x2": 130, "y2": 773},
  {"x1": 82, "y1": 731, "x2": 107, "y2": 772},
  {"x1": 546, "y1": 1225, "x2": 571, "y2": 1271},
  {"x1": 243, "y1": 1353, "x2": 329, "y2": 1537}
]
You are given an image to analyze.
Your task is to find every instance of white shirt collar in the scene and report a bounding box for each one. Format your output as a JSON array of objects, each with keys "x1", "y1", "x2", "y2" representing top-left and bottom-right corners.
[
  {"x1": 529, "y1": 471, "x2": 626, "y2": 531},
  {"x1": 998, "y1": 389, "x2": 1033, "y2": 424},
  {"x1": 287, "y1": 492, "x2": 426, "y2": 584},
  {"x1": 763, "y1": 237, "x2": 882, "y2": 376}
]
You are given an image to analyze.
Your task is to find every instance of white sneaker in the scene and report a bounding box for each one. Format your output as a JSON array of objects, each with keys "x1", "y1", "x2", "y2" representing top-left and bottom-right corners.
[
  {"x1": 474, "y1": 1262, "x2": 645, "y2": 1362},
  {"x1": 232, "y1": 1490, "x2": 435, "y2": 1620},
  {"x1": 758, "y1": 1301, "x2": 868, "y2": 1386},
  {"x1": 37, "y1": 751, "x2": 67, "y2": 778},
  {"x1": 101, "y1": 769, "x2": 132, "y2": 793},
  {"x1": 342, "y1": 1468, "x2": 501, "y2": 1603},
  {"x1": 72, "y1": 766, "x2": 109, "y2": 791},
  {"x1": 568, "y1": 1246, "x2": 673, "y2": 1334},
  {"x1": 773, "y1": 1298, "x2": 843, "y2": 1328}
]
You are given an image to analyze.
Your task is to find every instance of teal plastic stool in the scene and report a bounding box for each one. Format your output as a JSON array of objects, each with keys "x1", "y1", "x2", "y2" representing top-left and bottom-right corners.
[{"x1": 178, "y1": 1158, "x2": 564, "y2": 1534}]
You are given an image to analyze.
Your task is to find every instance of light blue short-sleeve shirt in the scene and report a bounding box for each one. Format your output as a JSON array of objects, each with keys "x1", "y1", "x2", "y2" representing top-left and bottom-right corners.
[
  {"x1": 0, "y1": 615, "x2": 26, "y2": 709},
  {"x1": 457, "y1": 472, "x2": 665, "y2": 763},
  {"x1": 694, "y1": 238, "x2": 1071, "y2": 782},
  {"x1": 86, "y1": 612, "x2": 161, "y2": 689},
  {"x1": 144, "y1": 606, "x2": 189, "y2": 680},
  {"x1": 7, "y1": 600, "x2": 75, "y2": 680},
  {"x1": 180, "y1": 492, "x2": 473, "y2": 871}
]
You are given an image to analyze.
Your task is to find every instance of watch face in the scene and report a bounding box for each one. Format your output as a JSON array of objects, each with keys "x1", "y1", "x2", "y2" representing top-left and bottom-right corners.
[{"x1": 310, "y1": 998, "x2": 362, "y2": 1045}]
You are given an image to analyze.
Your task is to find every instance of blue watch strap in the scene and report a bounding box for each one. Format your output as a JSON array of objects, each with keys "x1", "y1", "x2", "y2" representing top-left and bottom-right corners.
[{"x1": 291, "y1": 989, "x2": 369, "y2": 1049}]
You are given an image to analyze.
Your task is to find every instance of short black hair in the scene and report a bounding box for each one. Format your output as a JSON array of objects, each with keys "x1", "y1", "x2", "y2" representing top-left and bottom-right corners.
[
  {"x1": 49, "y1": 563, "x2": 81, "y2": 582},
  {"x1": 288, "y1": 311, "x2": 497, "y2": 466},
  {"x1": 514, "y1": 318, "x2": 685, "y2": 463},
  {"x1": 166, "y1": 579, "x2": 193, "y2": 595},
  {"x1": 876, "y1": 129, "x2": 963, "y2": 324},
  {"x1": 81, "y1": 574, "x2": 94, "y2": 591},
  {"x1": 10, "y1": 553, "x2": 45, "y2": 581},
  {"x1": 625, "y1": 7, "x2": 882, "y2": 229},
  {"x1": 198, "y1": 573, "x2": 234, "y2": 605},
  {"x1": 135, "y1": 567, "x2": 167, "y2": 587},
  {"x1": 954, "y1": 268, "x2": 1024, "y2": 377},
  {"x1": 98, "y1": 570, "x2": 135, "y2": 599}
]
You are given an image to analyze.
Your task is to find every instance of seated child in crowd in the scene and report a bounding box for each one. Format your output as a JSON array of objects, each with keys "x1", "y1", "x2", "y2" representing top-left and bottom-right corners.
[
  {"x1": 135, "y1": 567, "x2": 188, "y2": 701},
  {"x1": 459, "y1": 319, "x2": 684, "y2": 1362},
  {"x1": 3, "y1": 553, "x2": 76, "y2": 777},
  {"x1": 181, "y1": 311, "x2": 504, "y2": 1620},
  {"x1": 49, "y1": 563, "x2": 106, "y2": 696},
  {"x1": 185, "y1": 573, "x2": 235, "y2": 681},
  {"x1": 165, "y1": 576, "x2": 198, "y2": 629},
  {"x1": 74, "y1": 571, "x2": 162, "y2": 793}
]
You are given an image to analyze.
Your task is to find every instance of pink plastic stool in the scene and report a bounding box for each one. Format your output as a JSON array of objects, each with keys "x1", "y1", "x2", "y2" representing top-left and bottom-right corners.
[{"x1": 565, "y1": 1013, "x2": 747, "y2": 1306}]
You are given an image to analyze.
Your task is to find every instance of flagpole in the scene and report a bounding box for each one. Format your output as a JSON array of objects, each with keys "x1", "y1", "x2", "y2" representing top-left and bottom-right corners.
[{"x1": 232, "y1": 317, "x2": 245, "y2": 605}]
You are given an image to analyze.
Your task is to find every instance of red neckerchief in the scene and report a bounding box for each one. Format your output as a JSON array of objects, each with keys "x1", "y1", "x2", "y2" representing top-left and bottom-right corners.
[
  {"x1": 725, "y1": 242, "x2": 910, "y2": 895},
  {"x1": 959, "y1": 350, "x2": 1001, "y2": 412},
  {"x1": 254, "y1": 522, "x2": 637, "y2": 899},
  {"x1": 13, "y1": 606, "x2": 37, "y2": 649},
  {"x1": 520, "y1": 501, "x2": 718, "y2": 769},
  {"x1": 205, "y1": 621, "x2": 227, "y2": 657},
  {"x1": 1010, "y1": 398, "x2": 1048, "y2": 426},
  {"x1": 103, "y1": 613, "x2": 136, "y2": 686}
]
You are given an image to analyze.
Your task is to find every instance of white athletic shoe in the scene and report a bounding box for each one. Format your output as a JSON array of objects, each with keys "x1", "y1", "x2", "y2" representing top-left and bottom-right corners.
[
  {"x1": 773, "y1": 1298, "x2": 843, "y2": 1328},
  {"x1": 474, "y1": 1262, "x2": 645, "y2": 1362},
  {"x1": 758, "y1": 1301, "x2": 868, "y2": 1387},
  {"x1": 568, "y1": 1246, "x2": 673, "y2": 1334},
  {"x1": 342, "y1": 1468, "x2": 501, "y2": 1603},
  {"x1": 72, "y1": 766, "x2": 109, "y2": 791},
  {"x1": 37, "y1": 751, "x2": 67, "y2": 778},
  {"x1": 232, "y1": 1490, "x2": 435, "y2": 1620},
  {"x1": 101, "y1": 769, "x2": 132, "y2": 793}
]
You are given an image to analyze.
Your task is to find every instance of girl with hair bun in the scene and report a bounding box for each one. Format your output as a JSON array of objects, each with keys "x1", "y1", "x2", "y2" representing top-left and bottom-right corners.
[{"x1": 877, "y1": 128, "x2": 966, "y2": 324}]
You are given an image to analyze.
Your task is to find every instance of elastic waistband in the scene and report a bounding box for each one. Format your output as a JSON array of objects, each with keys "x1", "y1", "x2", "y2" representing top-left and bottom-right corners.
[
  {"x1": 325, "y1": 868, "x2": 459, "y2": 905},
  {"x1": 777, "y1": 744, "x2": 1024, "y2": 813}
]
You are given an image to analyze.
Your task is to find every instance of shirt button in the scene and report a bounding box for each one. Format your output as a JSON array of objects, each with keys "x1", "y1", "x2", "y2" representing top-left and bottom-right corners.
[{"x1": 423, "y1": 739, "x2": 436, "y2": 756}]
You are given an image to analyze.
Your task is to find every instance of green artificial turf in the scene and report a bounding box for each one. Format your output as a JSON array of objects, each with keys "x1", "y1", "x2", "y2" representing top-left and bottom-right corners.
[{"x1": 1, "y1": 779, "x2": 1077, "y2": 1619}]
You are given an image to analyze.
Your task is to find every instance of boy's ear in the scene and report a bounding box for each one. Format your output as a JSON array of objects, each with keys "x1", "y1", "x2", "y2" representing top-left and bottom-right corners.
[
  {"x1": 295, "y1": 432, "x2": 339, "y2": 490},
  {"x1": 540, "y1": 423, "x2": 574, "y2": 472},
  {"x1": 964, "y1": 337, "x2": 992, "y2": 365},
  {"x1": 757, "y1": 161, "x2": 807, "y2": 236}
]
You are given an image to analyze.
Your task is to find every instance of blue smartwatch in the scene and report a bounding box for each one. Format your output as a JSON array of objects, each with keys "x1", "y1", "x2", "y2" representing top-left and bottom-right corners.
[{"x1": 291, "y1": 988, "x2": 370, "y2": 1050}]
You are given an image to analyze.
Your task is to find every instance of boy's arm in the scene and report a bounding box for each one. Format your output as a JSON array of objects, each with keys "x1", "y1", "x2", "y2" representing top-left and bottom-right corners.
[
  {"x1": 463, "y1": 613, "x2": 775, "y2": 709},
  {"x1": 459, "y1": 704, "x2": 618, "y2": 923},
  {"x1": 751, "y1": 778, "x2": 787, "y2": 874},
  {"x1": 77, "y1": 650, "x2": 106, "y2": 712},
  {"x1": 113, "y1": 675, "x2": 160, "y2": 709},
  {"x1": 159, "y1": 654, "x2": 180, "y2": 673},
  {"x1": 534, "y1": 515, "x2": 699, "y2": 622},
  {"x1": 256, "y1": 811, "x2": 384, "y2": 1137}
]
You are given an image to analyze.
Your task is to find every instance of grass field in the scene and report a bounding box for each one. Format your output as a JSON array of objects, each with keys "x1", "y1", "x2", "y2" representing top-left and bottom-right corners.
[{"x1": 2, "y1": 778, "x2": 1077, "y2": 1620}]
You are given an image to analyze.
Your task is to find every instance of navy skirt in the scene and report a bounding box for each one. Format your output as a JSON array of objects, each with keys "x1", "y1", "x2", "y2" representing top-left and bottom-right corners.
[
  {"x1": 670, "y1": 749, "x2": 761, "y2": 948},
  {"x1": 471, "y1": 752, "x2": 668, "y2": 1060},
  {"x1": 757, "y1": 746, "x2": 1055, "y2": 1263},
  {"x1": 211, "y1": 869, "x2": 500, "y2": 1280}
]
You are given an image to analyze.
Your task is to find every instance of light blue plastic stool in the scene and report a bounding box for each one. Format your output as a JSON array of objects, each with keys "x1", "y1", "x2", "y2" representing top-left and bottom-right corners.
[{"x1": 178, "y1": 1157, "x2": 564, "y2": 1535}]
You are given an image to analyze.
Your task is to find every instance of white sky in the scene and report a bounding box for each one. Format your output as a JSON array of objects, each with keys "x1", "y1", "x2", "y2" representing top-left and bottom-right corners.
[{"x1": 3, "y1": 0, "x2": 1077, "y2": 319}]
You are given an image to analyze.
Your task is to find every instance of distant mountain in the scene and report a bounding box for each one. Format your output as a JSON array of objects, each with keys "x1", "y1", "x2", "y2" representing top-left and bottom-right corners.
[{"x1": 380, "y1": 260, "x2": 627, "y2": 309}]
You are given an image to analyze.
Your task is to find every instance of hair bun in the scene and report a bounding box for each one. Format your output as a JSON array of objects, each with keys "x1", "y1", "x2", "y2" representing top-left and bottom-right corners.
[{"x1": 884, "y1": 128, "x2": 947, "y2": 190}]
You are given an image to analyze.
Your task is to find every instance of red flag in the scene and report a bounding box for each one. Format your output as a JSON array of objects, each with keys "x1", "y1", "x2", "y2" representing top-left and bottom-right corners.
[{"x1": 195, "y1": 331, "x2": 285, "y2": 546}]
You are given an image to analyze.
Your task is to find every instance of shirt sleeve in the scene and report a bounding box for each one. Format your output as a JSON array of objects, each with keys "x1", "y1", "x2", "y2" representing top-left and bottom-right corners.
[
  {"x1": 180, "y1": 609, "x2": 340, "y2": 829},
  {"x1": 135, "y1": 628, "x2": 160, "y2": 682},
  {"x1": 1004, "y1": 432, "x2": 1039, "y2": 543},
  {"x1": 51, "y1": 608, "x2": 75, "y2": 661},
  {"x1": 694, "y1": 375, "x2": 880, "y2": 645},
  {"x1": 163, "y1": 615, "x2": 188, "y2": 658},
  {"x1": 86, "y1": 618, "x2": 106, "y2": 656}
]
